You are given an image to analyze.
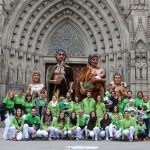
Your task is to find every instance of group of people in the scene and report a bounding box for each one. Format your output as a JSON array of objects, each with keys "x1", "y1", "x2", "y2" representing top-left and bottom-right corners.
[{"x1": 1, "y1": 50, "x2": 150, "y2": 142}]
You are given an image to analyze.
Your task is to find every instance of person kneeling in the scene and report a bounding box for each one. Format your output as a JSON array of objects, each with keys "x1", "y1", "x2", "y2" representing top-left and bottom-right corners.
[
  {"x1": 9, "y1": 108, "x2": 24, "y2": 141},
  {"x1": 108, "y1": 115, "x2": 122, "y2": 141},
  {"x1": 86, "y1": 111, "x2": 100, "y2": 141},
  {"x1": 23, "y1": 107, "x2": 41, "y2": 140}
]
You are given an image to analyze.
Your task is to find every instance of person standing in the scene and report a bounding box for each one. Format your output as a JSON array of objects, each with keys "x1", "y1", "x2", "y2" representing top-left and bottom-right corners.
[
  {"x1": 14, "y1": 88, "x2": 25, "y2": 110},
  {"x1": 82, "y1": 91, "x2": 96, "y2": 117},
  {"x1": 46, "y1": 49, "x2": 74, "y2": 100}
]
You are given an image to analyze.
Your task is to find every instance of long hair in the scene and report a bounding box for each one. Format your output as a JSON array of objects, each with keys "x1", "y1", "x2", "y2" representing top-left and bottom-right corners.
[
  {"x1": 58, "y1": 111, "x2": 66, "y2": 124},
  {"x1": 25, "y1": 93, "x2": 32, "y2": 102},
  {"x1": 43, "y1": 108, "x2": 53, "y2": 123},
  {"x1": 14, "y1": 108, "x2": 23, "y2": 118},
  {"x1": 69, "y1": 112, "x2": 77, "y2": 125},
  {"x1": 6, "y1": 90, "x2": 15, "y2": 100},
  {"x1": 89, "y1": 111, "x2": 97, "y2": 121}
]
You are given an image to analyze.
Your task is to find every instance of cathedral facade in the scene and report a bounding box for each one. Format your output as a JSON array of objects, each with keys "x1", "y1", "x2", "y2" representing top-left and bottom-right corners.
[{"x1": 0, "y1": 0, "x2": 150, "y2": 100}]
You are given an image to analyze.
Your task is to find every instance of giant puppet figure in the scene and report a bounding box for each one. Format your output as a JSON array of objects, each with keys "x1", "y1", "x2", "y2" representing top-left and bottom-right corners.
[{"x1": 46, "y1": 50, "x2": 74, "y2": 100}]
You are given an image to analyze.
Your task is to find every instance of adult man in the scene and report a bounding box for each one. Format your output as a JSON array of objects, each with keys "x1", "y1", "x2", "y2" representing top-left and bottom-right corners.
[
  {"x1": 23, "y1": 107, "x2": 41, "y2": 140},
  {"x1": 46, "y1": 49, "x2": 74, "y2": 100},
  {"x1": 122, "y1": 110, "x2": 136, "y2": 141}
]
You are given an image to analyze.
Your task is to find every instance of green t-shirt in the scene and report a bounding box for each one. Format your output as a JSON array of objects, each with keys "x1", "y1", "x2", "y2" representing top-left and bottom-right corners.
[
  {"x1": 142, "y1": 101, "x2": 150, "y2": 119},
  {"x1": 77, "y1": 115, "x2": 88, "y2": 127},
  {"x1": 3, "y1": 98, "x2": 14, "y2": 109},
  {"x1": 39, "y1": 98, "x2": 45, "y2": 107},
  {"x1": 96, "y1": 102, "x2": 106, "y2": 118},
  {"x1": 117, "y1": 102, "x2": 125, "y2": 115},
  {"x1": 10, "y1": 116, "x2": 24, "y2": 131},
  {"x1": 83, "y1": 97, "x2": 96, "y2": 115},
  {"x1": 23, "y1": 100, "x2": 35, "y2": 114},
  {"x1": 111, "y1": 121, "x2": 121, "y2": 130},
  {"x1": 14, "y1": 95, "x2": 25, "y2": 105},
  {"x1": 134, "y1": 98, "x2": 143, "y2": 109},
  {"x1": 121, "y1": 117, "x2": 136, "y2": 130},
  {"x1": 73, "y1": 102, "x2": 83, "y2": 115},
  {"x1": 53, "y1": 118, "x2": 67, "y2": 130},
  {"x1": 25, "y1": 114, "x2": 40, "y2": 126}
]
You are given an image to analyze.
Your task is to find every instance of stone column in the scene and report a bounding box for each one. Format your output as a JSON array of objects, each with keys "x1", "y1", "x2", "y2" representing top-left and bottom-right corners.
[{"x1": 130, "y1": 49, "x2": 136, "y2": 96}]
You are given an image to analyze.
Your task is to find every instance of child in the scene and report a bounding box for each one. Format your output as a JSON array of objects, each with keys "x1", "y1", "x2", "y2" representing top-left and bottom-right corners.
[{"x1": 135, "y1": 119, "x2": 147, "y2": 141}]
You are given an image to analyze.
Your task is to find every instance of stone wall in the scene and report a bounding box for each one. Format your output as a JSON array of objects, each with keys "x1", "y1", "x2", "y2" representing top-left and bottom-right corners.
[{"x1": 0, "y1": 0, "x2": 150, "y2": 101}]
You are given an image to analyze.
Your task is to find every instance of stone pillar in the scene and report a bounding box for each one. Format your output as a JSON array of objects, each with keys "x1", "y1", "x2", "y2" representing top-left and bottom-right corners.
[{"x1": 130, "y1": 49, "x2": 136, "y2": 96}]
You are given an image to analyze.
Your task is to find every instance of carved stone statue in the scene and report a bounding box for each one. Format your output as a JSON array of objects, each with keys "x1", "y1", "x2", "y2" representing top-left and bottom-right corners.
[
  {"x1": 25, "y1": 66, "x2": 31, "y2": 83},
  {"x1": 17, "y1": 63, "x2": 23, "y2": 83},
  {"x1": 141, "y1": 58, "x2": 147, "y2": 79},
  {"x1": 135, "y1": 58, "x2": 141, "y2": 79},
  {"x1": 8, "y1": 62, "x2": 15, "y2": 84}
]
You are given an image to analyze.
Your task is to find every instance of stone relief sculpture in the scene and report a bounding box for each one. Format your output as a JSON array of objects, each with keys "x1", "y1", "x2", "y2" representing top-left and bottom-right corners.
[
  {"x1": 25, "y1": 66, "x2": 31, "y2": 83},
  {"x1": 135, "y1": 58, "x2": 141, "y2": 79},
  {"x1": 17, "y1": 63, "x2": 23, "y2": 83},
  {"x1": 130, "y1": 0, "x2": 145, "y2": 4},
  {"x1": 8, "y1": 62, "x2": 15, "y2": 84},
  {"x1": 141, "y1": 58, "x2": 147, "y2": 79},
  {"x1": 117, "y1": 64, "x2": 123, "y2": 75}
]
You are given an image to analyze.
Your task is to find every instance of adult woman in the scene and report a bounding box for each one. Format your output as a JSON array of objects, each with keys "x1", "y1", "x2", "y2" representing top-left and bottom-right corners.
[
  {"x1": 100, "y1": 113, "x2": 111, "y2": 140},
  {"x1": 23, "y1": 94, "x2": 35, "y2": 115},
  {"x1": 53, "y1": 112, "x2": 67, "y2": 139},
  {"x1": 77, "y1": 54, "x2": 106, "y2": 100},
  {"x1": 109, "y1": 73, "x2": 127, "y2": 98},
  {"x1": 67, "y1": 112, "x2": 78, "y2": 139},
  {"x1": 109, "y1": 105, "x2": 123, "y2": 122},
  {"x1": 40, "y1": 108, "x2": 54, "y2": 140},
  {"x1": 2, "y1": 90, "x2": 15, "y2": 139},
  {"x1": 9, "y1": 108, "x2": 24, "y2": 141},
  {"x1": 48, "y1": 95, "x2": 60, "y2": 118},
  {"x1": 86, "y1": 111, "x2": 100, "y2": 141},
  {"x1": 27, "y1": 72, "x2": 44, "y2": 95}
]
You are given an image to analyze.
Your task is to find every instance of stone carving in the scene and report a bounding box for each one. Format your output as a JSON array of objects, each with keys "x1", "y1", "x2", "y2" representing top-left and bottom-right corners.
[
  {"x1": 135, "y1": 58, "x2": 141, "y2": 79},
  {"x1": 141, "y1": 58, "x2": 147, "y2": 79},
  {"x1": 25, "y1": 66, "x2": 31, "y2": 83},
  {"x1": 8, "y1": 62, "x2": 15, "y2": 84},
  {"x1": 130, "y1": 0, "x2": 145, "y2": 5},
  {"x1": 48, "y1": 23, "x2": 86, "y2": 57},
  {"x1": 135, "y1": 57, "x2": 147, "y2": 80},
  {"x1": 17, "y1": 63, "x2": 23, "y2": 83}
]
